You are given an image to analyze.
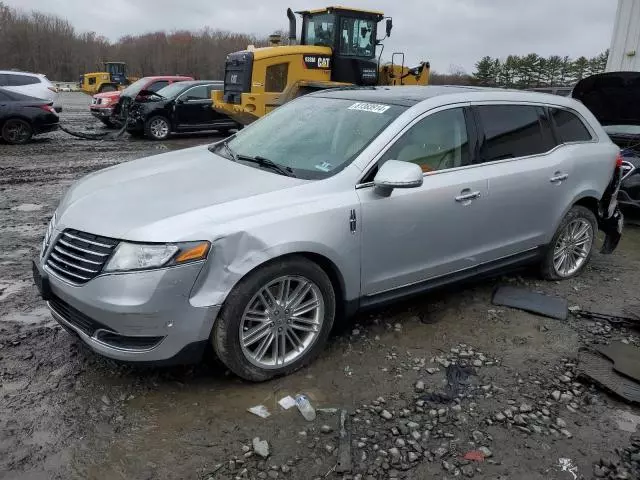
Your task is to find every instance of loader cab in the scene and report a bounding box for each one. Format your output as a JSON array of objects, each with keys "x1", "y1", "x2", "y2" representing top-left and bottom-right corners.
[
  {"x1": 104, "y1": 62, "x2": 127, "y2": 86},
  {"x1": 299, "y1": 7, "x2": 385, "y2": 85}
]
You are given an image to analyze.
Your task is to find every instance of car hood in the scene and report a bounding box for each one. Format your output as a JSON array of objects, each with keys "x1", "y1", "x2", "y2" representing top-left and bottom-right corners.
[
  {"x1": 93, "y1": 91, "x2": 120, "y2": 100},
  {"x1": 572, "y1": 71, "x2": 640, "y2": 127},
  {"x1": 56, "y1": 145, "x2": 307, "y2": 240}
]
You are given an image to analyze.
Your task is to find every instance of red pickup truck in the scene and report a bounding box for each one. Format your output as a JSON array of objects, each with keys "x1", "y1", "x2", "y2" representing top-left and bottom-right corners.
[{"x1": 90, "y1": 75, "x2": 193, "y2": 127}]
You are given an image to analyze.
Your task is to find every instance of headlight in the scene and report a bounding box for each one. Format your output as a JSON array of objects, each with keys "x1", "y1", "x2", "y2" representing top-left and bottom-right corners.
[
  {"x1": 41, "y1": 211, "x2": 57, "y2": 258},
  {"x1": 101, "y1": 97, "x2": 112, "y2": 105},
  {"x1": 104, "y1": 241, "x2": 210, "y2": 272}
]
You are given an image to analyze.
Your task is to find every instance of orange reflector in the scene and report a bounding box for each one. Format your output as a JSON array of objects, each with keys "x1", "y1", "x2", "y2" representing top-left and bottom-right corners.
[{"x1": 175, "y1": 242, "x2": 209, "y2": 263}]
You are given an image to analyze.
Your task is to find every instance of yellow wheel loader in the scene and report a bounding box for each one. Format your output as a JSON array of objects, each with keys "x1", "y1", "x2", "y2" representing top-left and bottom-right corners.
[
  {"x1": 213, "y1": 6, "x2": 430, "y2": 125},
  {"x1": 78, "y1": 62, "x2": 138, "y2": 95}
]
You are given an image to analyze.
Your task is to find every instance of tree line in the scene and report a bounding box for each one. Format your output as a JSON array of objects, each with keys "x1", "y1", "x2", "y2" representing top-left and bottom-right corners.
[
  {"x1": 471, "y1": 52, "x2": 609, "y2": 88},
  {"x1": 0, "y1": 2, "x2": 263, "y2": 81}
]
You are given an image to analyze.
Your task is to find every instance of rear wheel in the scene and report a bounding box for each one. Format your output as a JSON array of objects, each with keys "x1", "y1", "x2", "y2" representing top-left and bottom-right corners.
[
  {"x1": 212, "y1": 257, "x2": 336, "y2": 381},
  {"x1": 2, "y1": 118, "x2": 33, "y2": 144},
  {"x1": 144, "y1": 116, "x2": 170, "y2": 140},
  {"x1": 541, "y1": 205, "x2": 597, "y2": 280}
]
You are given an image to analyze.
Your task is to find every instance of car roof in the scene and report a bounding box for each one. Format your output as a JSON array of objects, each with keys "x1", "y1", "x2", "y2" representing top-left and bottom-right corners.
[
  {"x1": 175, "y1": 80, "x2": 223, "y2": 86},
  {"x1": 311, "y1": 85, "x2": 581, "y2": 109},
  {"x1": 0, "y1": 70, "x2": 45, "y2": 77},
  {"x1": 142, "y1": 75, "x2": 193, "y2": 82}
]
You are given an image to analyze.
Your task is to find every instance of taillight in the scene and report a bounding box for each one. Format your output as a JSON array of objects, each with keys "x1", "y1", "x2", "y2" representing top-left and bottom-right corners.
[
  {"x1": 39, "y1": 105, "x2": 56, "y2": 114},
  {"x1": 616, "y1": 152, "x2": 624, "y2": 168}
]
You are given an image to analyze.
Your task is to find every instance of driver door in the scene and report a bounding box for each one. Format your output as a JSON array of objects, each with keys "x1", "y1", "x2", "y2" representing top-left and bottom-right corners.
[
  {"x1": 174, "y1": 85, "x2": 211, "y2": 128},
  {"x1": 357, "y1": 106, "x2": 494, "y2": 297}
]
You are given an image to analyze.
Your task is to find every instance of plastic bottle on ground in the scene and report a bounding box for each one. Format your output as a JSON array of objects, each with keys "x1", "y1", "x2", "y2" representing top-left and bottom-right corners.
[{"x1": 295, "y1": 394, "x2": 316, "y2": 421}]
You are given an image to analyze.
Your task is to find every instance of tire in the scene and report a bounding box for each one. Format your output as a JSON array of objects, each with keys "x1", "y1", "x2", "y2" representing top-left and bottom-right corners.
[
  {"x1": 541, "y1": 205, "x2": 597, "y2": 280},
  {"x1": 212, "y1": 256, "x2": 336, "y2": 381},
  {"x1": 144, "y1": 116, "x2": 170, "y2": 140},
  {"x1": 1, "y1": 118, "x2": 33, "y2": 145}
]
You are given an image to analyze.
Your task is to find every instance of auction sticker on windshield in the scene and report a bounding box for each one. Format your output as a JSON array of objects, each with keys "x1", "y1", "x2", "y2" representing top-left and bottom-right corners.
[{"x1": 348, "y1": 102, "x2": 391, "y2": 114}]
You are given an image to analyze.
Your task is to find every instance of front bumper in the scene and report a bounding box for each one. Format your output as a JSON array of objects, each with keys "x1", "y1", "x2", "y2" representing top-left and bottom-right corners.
[
  {"x1": 33, "y1": 258, "x2": 220, "y2": 364},
  {"x1": 90, "y1": 107, "x2": 114, "y2": 119}
]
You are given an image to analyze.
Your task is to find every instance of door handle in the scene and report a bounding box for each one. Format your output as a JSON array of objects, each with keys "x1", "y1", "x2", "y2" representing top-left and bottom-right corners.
[
  {"x1": 455, "y1": 191, "x2": 481, "y2": 202},
  {"x1": 550, "y1": 173, "x2": 568, "y2": 183}
]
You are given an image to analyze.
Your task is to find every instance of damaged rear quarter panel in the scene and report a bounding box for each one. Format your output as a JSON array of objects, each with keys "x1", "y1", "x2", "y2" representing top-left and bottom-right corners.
[{"x1": 188, "y1": 188, "x2": 361, "y2": 309}]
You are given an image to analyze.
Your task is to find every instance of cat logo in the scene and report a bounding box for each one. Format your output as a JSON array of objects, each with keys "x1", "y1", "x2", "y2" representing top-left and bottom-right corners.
[
  {"x1": 303, "y1": 55, "x2": 331, "y2": 70},
  {"x1": 230, "y1": 74, "x2": 238, "y2": 84},
  {"x1": 317, "y1": 57, "x2": 330, "y2": 68}
]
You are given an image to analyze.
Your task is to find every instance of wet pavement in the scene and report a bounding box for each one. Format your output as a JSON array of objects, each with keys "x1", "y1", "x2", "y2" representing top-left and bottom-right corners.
[{"x1": 2, "y1": 93, "x2": 640, "y2": 480}]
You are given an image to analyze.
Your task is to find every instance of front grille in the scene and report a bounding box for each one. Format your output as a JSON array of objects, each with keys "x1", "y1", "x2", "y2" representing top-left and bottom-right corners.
[
  {"x1": 46, "y1": 229, "x2": 118, "y2": 284},
  {"x1": 49, "y1": 295, "x2": 111, "y2": 336}
]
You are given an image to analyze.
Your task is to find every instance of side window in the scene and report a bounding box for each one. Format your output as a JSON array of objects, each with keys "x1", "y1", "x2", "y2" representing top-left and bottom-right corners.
[
  {"x1": 182, "y1": 85, "x2": 208, "y2": 101},
  {"x1": 379, "y1": 108, "x2": 470, "y2": 174},
  {"x1": 265, "y1": 63, "x2": 288, "y2": 93},
  {"x1": 148, "y1": 80, "x2": 169, "y2": 92},
  {"x1": 550, "y1": 108, "x2": 593, "y2": 143},
  {"x1": 88, "y1": 77, "x2": 96, "y2": 85},
  {"x1": 477, "y1": 105, "x2": 556, "y2": 162},
  {"x1": 8, "y1": 74, "x2": 40, "y2": 86}
]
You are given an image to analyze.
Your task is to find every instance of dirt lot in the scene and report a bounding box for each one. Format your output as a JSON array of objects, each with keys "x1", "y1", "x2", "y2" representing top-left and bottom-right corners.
[{"x1": 2, "y1": 93, "x2": 640, "y2": 480}]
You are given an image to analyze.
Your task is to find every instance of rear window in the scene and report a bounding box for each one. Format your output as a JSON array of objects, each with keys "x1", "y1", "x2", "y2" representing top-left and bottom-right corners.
[
  {"x1": 477, "y1": 105, "x2": 556, "y2": 162},
  {"x1": 7, "y1": 74, "x2": 41, "y2": 86},
  {"x1": 550, "y1": 108, "x2": 593, "y2": 143}
]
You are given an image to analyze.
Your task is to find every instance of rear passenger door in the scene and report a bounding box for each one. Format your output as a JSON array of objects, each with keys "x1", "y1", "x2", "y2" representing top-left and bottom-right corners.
[
  {"x1": 174, "y1": 85, "x2": 211, "y2": 128},
  {"x1": 472, "y1": 103, "x2": 566, "y2": 257}
]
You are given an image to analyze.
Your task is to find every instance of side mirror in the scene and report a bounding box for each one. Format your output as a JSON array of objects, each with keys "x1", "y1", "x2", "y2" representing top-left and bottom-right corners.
[
  {"x1": 386, "y1": 18, "x2": 393, "y2": 37},
  {"x1": 373, "y1": 160, "x2": 423, "y2": 192}
]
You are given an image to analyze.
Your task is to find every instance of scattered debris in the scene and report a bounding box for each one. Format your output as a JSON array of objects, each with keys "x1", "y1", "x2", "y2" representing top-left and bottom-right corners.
[
  {"x1": 613, "y1": 410, "x2": 640, "y2": 433},
  {"x1": 278, "y1": 396, "x2": 296, "y2": 410},
  {"x1": 579, "y1": 346, "x2": 640, "y2": 404},
  {"x1": 248, "y1": 405, "x2": 271, "y2": 418},
  {"x1": 492, "y1": 285, "x2": 568, "y2": 320},
  {"x1": 252, "y1": 437, "x2": 270, "y2": 458},
  {"x1": 336, "y1": 409, "x2": 352, "y2": 473},
  {"x1": 295, "y1": 394, "x2": 316, "y2": 421},
  {"x1": 463, "y1": 450, "x2": 486, "y2": 462}
]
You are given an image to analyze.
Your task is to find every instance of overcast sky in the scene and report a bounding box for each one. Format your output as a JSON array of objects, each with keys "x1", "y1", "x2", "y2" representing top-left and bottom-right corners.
[{"x1": 6, "y1": 0, "x2": 618, "y2": 72}]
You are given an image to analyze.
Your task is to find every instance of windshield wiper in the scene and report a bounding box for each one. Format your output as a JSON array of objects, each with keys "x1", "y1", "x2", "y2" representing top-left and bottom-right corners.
[
  {"x1": 236, "y1": 154, "x2": 297, "y2": 178},
  {"x1": 208, "y1": 139, "x2": 237, "y2": 161}
]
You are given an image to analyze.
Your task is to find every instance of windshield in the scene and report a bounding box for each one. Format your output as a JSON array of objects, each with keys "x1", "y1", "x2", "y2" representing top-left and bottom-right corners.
[
  {"x1": 603, "y1": 125, "x2": 640, "y2": 136},
  {"x1": 303, "y1": 13, "x2": 335, "y2": 47},
  {"x1": 154, "y1": 82, "x2": 190, "y2": 99},
  {"x1": 217, "y1": 96, "x2": 405, "y2": 179},
  {"x1": 121, "y1": 78, "x2": 151, "y2": 98}
]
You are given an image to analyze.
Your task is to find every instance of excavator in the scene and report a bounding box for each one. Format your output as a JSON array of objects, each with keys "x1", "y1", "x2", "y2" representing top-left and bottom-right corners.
[{"x1": 213, "y1": 6, "x2": 430, "y2": 125}]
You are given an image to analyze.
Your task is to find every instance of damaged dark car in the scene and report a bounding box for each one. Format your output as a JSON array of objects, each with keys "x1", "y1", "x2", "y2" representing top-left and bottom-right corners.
[
  {"x1": 124, "y1": 80, "x2": 239, "y2": 140},
  {"x1": 572, "y1": 71, "x2": 640, "y2": 217}
]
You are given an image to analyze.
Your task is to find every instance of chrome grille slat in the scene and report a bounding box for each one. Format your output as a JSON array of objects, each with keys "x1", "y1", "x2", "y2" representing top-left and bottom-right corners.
[
  {"x1": 58, "y1": 238, "x2": 109, "y2": 257},
  {"x1": 53, "y1": 245, "x2": 102, "y2": 265},
  {"x1": 49, "y1": 252, "x2": 99, "y2": 273},
  {"x1": 47, "y1": 259, "x2": 91, "y2": 281},
  {"x1": 63, "y1": 231, "x2": 114, "y2": 249},
  {"x1": 46, "y1": 229, "x2": 118, "y2": 284}
]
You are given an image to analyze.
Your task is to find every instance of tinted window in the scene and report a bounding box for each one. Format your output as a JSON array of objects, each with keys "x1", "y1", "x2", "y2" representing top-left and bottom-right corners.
[
  {"x1": 181, "y1": 85, "x2": 208, "y2": 100},
  {"x1": 147, "y1": 80, "x2": 169, "y2": 92},
  {"x1": 477, "y1": 105, "x2": 555, "y2": 161},
  {"x1": 550, "y1": 108, "x2": 592, "y2": 142},
  {"x1": 339, "y1": 17, "x2": 376, "y2": 57},
  {"x1": 8, "y1": 74, "x2": 40, "y2": 86},
  {"x1": 0, "y1": 74, "x2": 8, "y2": 86},
  {"x1": 380, "y1": 108, "x2": 470, "y2": 173},
  {"x1": 304, "y1": 13, "x2": 335, "y2": 48},
  {"x1": 265, "y1": 64, "x2": 288, "y2": 92}
]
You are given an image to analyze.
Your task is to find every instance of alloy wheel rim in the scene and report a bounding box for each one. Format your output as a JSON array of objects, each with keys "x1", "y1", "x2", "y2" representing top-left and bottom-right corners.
[
  {"x1": 150, "y1": 119, "x2": 168, "y2": 138},
  {"x1": 553, "y1": 219, "x2": 593, "y2": 277},
  {"x1": 239, "y1": 275, "x2": 324, "y2": 369},
  {"x1": 6, "y1": 121, "x2": 28, "y2": 143}
]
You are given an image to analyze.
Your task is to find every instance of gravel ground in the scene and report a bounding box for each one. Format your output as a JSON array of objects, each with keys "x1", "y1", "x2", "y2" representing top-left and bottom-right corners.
[{"x1": 2, "y1": 93, "x2": 640, "y2": 480}]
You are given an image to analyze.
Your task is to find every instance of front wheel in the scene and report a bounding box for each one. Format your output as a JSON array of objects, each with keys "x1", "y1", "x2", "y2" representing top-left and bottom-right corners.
[
  {"x1": 212, "y1": 257, "x2": 336, "y2": 381},
  {"x1": 2, "y1": 118, "x2": 33, "y2": 144},
  {"x1": 144, "y1": 116, "x2": 170, "y2": 140},
  {"x1": 541, "y1": 205, "x2": 597, "y2": 280}
]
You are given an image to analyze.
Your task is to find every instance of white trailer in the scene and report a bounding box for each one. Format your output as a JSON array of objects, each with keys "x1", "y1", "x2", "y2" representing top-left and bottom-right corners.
[{"x1": 607, "y1": 0, "x2": 640, "y2": 72}]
